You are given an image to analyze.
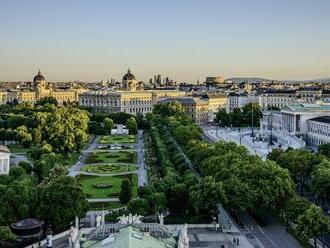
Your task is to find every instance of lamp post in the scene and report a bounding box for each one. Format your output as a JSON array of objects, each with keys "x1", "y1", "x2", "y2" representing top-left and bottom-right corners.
[{"x1": 251, "y1": 103, "x2": 254, "y2": 137}]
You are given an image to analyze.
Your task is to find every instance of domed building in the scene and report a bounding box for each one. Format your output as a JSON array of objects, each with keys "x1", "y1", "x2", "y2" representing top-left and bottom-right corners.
[
  {"x1": 5, "y1": 70, "x2": 87, "y2": 105},
  {"x1": 122, "y1": 69, "x2": 137, "y2": 91}
]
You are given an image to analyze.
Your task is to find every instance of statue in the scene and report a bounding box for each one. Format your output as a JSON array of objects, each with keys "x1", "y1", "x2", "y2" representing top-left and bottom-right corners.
[
  {"x1": 178, "y1": 224, "x2": 189, "y2": 248},
  {"x1": 96, "y1": 215, "x2": 102, "y2": 227},
  {"x1": 117, "y1": 214, "x2": 143, "y2": 224},
  {"x1": 158, "y1": 213, "x2": 164, "y2": 226}
]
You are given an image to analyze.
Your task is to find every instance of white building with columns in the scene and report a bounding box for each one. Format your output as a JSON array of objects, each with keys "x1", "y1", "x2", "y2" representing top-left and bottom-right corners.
[
  {"x1": 0, "y1": 146, "x2": 11, "y2": 175},
  {"x1": 260, "y1": 104, "x2": 330, "y2": 149}
]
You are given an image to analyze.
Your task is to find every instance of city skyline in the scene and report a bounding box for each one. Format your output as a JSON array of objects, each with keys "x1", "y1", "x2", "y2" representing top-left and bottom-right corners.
[{"x1": 0, "y1": 0, "x2": 329, "y2": 82}]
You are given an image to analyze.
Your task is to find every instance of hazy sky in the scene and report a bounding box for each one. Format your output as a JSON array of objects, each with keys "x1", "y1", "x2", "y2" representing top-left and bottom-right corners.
[{"x1": 0, "y1": 0, "x2": 329, "y2": 82}]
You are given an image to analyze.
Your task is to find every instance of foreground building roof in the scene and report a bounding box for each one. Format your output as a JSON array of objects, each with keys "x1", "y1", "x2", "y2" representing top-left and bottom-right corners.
[{"x1": 82, "y1": 226, "x2": 175, "y2": 248}]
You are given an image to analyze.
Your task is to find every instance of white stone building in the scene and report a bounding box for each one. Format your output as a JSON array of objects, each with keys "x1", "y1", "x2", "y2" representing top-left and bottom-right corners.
[
  {"x1": 260, "y1": 104, "x2": 330, "y2": 149},
  {"x1": 226, "y1": 94, "x2": 259, "y2": 113},
  {"x1": 307, "y1": 117, "x2": 330, "y2": 147},
  {"x1": 0, "y1": 146, "x2": 11, "y2": 175}
]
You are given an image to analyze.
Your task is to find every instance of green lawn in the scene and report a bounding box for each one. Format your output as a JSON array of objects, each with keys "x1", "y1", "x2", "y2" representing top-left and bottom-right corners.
[
  {"x1": 81, "y1": 164, "x2": 137, "y2": 174},
  {"x1": 89, "y1": 201, "x2": 126, "y2": 211},
  {"x1": 78, "y1": 174, "x2": 138, "y2": 199},
  {"x1": 99, "y1": 135, "x2": 136, "y2": 144},
  {"x1": 85, "y1": 151, "x2": 137, "y2": 164}
]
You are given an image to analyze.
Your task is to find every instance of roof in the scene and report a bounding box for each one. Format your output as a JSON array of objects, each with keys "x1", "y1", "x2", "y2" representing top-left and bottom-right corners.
[
  {"x1": 281, "y1": 104, "x2": 330, "y2": 112},
  {"x1": 309, "y1": 116, "x2": 330, "y2": 124},
  {"x1": 0, "y1": 145, "x2": 10, "y2": 153},
  {"x1": 123, "y1": 69, "x2": 136, "y2": 81},
  {"x1": 82, "y1": 226, "x2": 175, "y2": 248}
]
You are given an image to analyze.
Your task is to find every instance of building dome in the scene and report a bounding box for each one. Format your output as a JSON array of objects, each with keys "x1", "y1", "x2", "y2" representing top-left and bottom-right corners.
[
  {"x1": 33, "y1": 70, "x2": 45, "y2": 82},
  {"x1": 122, "y1": 69, "x2": 135, "y2": 81}
]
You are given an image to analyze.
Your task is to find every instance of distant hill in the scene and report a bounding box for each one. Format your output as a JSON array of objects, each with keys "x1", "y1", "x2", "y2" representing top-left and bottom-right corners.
[{"x1": 225, "y1": 77, "x2": 330, "y2": 83}]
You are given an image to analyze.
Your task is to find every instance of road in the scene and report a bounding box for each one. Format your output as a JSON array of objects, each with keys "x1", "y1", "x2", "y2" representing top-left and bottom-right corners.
[{"x1": 136, "y1": 130, "x2": 148, "y2": 187}]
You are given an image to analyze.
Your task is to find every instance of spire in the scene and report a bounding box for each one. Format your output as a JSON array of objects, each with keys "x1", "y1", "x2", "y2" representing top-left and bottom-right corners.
[
  {"x1": 128, "y1": 68, "x2": 131, "y2": 74},
  {"x1": 38, "y1": 69, "x2": 41, "y2": 76}
]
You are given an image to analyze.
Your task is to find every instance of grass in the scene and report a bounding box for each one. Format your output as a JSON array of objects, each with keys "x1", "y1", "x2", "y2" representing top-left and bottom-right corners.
[
  {"x1": 89, "y1": 201, "x2": 126, "y2": 211},
  {"x1": 78, "y1": 174, "x2": 138, "y2": 199},
  {"x1": 81, "y1": 164, "x2": 137, "y2": 174},
  {"x1": 99, "y1": 135, "x2": 136, "y2": 144},
  {"x1": 85, "y1": 151, "x2": 137, "y2": 164}
]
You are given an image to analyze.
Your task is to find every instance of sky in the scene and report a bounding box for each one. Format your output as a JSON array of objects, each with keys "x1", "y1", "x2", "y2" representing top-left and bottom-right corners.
[{"x1": 0, "y1": 0, "x2": 329, "y2": 82}]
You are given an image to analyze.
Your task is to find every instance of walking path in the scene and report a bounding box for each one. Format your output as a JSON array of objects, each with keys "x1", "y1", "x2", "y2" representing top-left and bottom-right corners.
[
  {"x1": 68, "y1": 135, "x2": 99, "y2": 176},
  {"x1": 136, "y1": 129, "x2": 148, "y2": 187}
]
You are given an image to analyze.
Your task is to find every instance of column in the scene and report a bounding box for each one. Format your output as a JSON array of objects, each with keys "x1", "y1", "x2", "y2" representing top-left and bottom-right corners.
[{"x1": 0, "y1": 159, "x2": 3, "y2": 174}]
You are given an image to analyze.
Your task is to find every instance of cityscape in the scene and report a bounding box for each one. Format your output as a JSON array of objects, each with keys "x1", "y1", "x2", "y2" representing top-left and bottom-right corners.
[{"x1": 1, "y1": 1, "x2": 330, "y2": 248}]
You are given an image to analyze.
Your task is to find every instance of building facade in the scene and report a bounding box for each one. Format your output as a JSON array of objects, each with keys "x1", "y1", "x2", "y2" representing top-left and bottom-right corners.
[
  {"x1": 1, "y1": 70, "x2": 86, "y2": 105},
  {"x1": 160, "y1": 97, "x2": 209, "y2": 125},
  {"x1": 226, "y1": 94, "x2": 259, "y2": 113},
  {"x1": 307, "y1": 117, "x2": 330, "y2": 147},
  {"x1": 79, "y1": 70, "x2": 186, "y2": 115},
  {"x1": 0, "y1": 146, "x2": 11, "y2": 175}
]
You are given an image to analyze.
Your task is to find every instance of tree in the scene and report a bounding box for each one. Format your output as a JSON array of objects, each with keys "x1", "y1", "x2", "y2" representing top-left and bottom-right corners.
[
  {"x1": 37, "y1": 176, "x2": 89, "y2": 232},
  {"x1": 318, "y1": 143, "x2": 330, "y2": 158},
  {"x1": 127, "y1": 199, "x2": 148, "y2": 215},
  {"x1": 126, "y1": 117, "x2": 137, "y2": 135},
  {"x1": 297, "y1": 204, "x2": 329, "y2": 247},
  {"x1": 153, "y1": 102, "x2": 183, "y2": 117},
  {"x1": 9, "y1": 166, "x2": 25, "y2": 179},
  {"x1": 277, "y1": 149, "x2": 314, "y2": 193},
  {"x1": 103, "y1": 118, "x2": 114, "y2": 134},
  {"x1": 35, "y1": 96, "x2": 58, "y2": 106},
  {"x1": 16, "y1": 125, "x2": 32, "y2": 148},
  {"x1": 18, "y1": 161, "x2": 32, "y2": 174},
  {"x1": 119, "y1": 179, "x2": 132, "y2": 204},
  {"x1": 0, "y1": 226, "x2": 16, "y2": 242},
  {"x1": 215, "y1": 108, "x2": 230, "y2": 127},
  {"x1": 189, "y1": 176, "x2": 227, "y2": 215},
  {"x1": 311, "y1": 160, "x2": 330, "y2": 202},
  {"x1": 284, "y1": 195, "x2": 311, "y2": 227}
]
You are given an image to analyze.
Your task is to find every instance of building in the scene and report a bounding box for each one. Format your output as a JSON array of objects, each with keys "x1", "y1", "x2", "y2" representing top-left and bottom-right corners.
[
  {"x1": 81, "y1": 225, "x2": 176, "y2": 248},
  {"x1": 203, "y1": 94, "x2": 228, "y2": 122},
  {"x1": 79, "y1": 70, "x2": 185, "y2": 115},
  {"x1": 259, "y1": 89, "x2": 296, "y2": 109},
  {"x1": 260, "y1": 104, "x2": 330, "y2": 149},
  {"x1": 0, "y1": 146, "x2": 11, "y2": 175},
  {"x1": 205, "y1": 76, "x2": 225, "y2": 86},
  {"x1": 259, "y1": 87, "x2": 323, "y2": 109},
  {"x1": 226, "y1": 94, "x2": 259, "y2": 112},
  {"x1": 307, "y1": 116, "x2": 330, "y2": 147},
  {"x1": 160, "y1": 97, "x2": 209, "y2": 125},
  {"x1": 2, "y1": 70, "x2": 87, "y2": 105}
]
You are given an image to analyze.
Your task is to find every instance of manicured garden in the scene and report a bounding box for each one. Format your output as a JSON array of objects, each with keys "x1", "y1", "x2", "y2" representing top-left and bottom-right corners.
[
  {"x1": 78, "y1": 174, "x2": 138, "y2": 198},
  {"x1": 81, "y1": 164, "x2": 137, "y2": 174},
  {"x1": 99, "y1": 135, "x2": 136, "y2": 144},
  {"x1": 85, "y1": 151, "x2": 137, "y2": 164}
]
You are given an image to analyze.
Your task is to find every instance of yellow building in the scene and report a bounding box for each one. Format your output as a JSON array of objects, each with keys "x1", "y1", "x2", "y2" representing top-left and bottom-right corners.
[
  {"x1": 161, "y1": 97, "x2": 209, "y2": 125},
  {"x1": 2, "y1": 70, "x2": 86, "y2": 105}
]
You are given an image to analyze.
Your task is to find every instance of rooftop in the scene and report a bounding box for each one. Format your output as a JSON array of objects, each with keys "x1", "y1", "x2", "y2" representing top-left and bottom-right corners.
[
  {"x1": 309, "y1": 116, "x2": 330, "y2": 124},
  {"x1": 82, "y1": 226, "x2": 175, "y2": 248},
  {"x1": 281, "y1": 104, "x2": 330, "y2": 112}
]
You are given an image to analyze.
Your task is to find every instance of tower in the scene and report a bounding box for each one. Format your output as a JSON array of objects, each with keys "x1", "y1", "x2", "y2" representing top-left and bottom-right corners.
[{"x1": 122, "y1": 69, "x2": 137, "y2": 91}]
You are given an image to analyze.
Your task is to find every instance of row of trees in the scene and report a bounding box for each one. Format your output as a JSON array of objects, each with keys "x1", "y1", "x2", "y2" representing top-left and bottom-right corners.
[
  {"x1": 215, "y1": 103, "x2": 261, "y2": 127},
  {"x1": 154, "y1": 101, "x2": 330, "y2": 247}
]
